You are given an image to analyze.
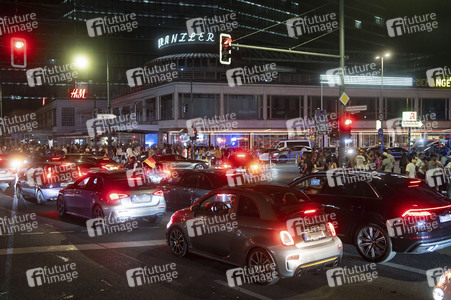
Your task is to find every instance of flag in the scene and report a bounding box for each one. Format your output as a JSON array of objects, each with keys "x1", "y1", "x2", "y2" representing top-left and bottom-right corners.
[{"x1": 143, "y1": 156, "x2": 156, "y2": 168}]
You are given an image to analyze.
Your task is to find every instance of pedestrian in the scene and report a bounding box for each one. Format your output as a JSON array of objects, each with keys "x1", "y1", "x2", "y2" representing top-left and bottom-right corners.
[
  {"x1": 387, "y1": 149, "x2": 395, "y2": 173},
  {"x1": 415, "y1": 153, "x2": 427, "y2": 179},
  {"x1": 405, "y1": 156, "x2": 416, "y2": 178},
  {"x1": 399, "y1": 150, "x2": 408, "y2": 175},
  {"x1": 380, "y1": 152, "x2": 392, "y2": 172}
]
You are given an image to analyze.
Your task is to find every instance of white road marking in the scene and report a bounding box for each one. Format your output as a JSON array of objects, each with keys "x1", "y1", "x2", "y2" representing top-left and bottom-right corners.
[
  {"x1": 215, "y1": 280, "x2": 273, "y2": 300},
  {"x1": 0, "y1": 239, "x2": 167, "y2": 255},
  {"x1": 21, "y1": 232, "x2": 44, "y2": 235}
]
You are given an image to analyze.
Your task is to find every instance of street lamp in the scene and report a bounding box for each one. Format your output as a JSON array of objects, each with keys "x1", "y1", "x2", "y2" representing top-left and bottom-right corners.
[
  {"x1": 74, "y1": 55, "x2": 89, "y2": 70},
  {"x1": 375, "y1": 52, "x2": 390, "y2": 151}
]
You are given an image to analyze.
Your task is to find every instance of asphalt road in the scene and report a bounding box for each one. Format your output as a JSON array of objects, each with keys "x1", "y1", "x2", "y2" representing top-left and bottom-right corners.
[{"x1": 0, "y1": 164, "x2": 448, "y2": 300}]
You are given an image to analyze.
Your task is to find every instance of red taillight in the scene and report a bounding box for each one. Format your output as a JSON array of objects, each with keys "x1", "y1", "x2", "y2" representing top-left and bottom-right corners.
[
  {"x1": 47, "y1": 167, "x2": 52, "y2": 178},
  {"x1": 280, "y1": 231, "x2": 294, "y2": 246},
  {"x1": 237, "y1": 154, "x2": 246, "y2": 158},
  {"x1": 402, "y1": 205, "x2": 451, "y2": 217},
  {"x1": 152, "y1": 190, "x2": 164, "y2": 196},
  {"x1": 327, "y1": 222, "x2": 336, "y2": 237},
  {"x1": 51, "y1": 157, "x2": 60, "y2": 161},
  {"x1": 304, "y1": 209, "x2": 316, "y2": 215},
  {"x1": 221, "y1": 164, "x2": 232, "y2": 169},
  {"x1": 101, "y1": 165, "x2": 108, "y2": 170},
  {"x1": 109, "y1": 193, "x2": 129, "y2": 201}
]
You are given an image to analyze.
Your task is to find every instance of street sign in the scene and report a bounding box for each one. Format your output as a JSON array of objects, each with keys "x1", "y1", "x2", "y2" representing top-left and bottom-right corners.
[
  {"x1": 402, "y1": 111, "x2": 417, "y2": 121},
  {"x1": 402, "y1": 120, "x2": 423, "y2": 127},
  {"x1": 378, "y1": 128, "x2": 383, "y2": 137},
  {"x1": 339, "y1": 92, "x2": 350, "y2": 106},
  {"x1": 345, "y1": 105, "x2": 367, "y2": 112}
]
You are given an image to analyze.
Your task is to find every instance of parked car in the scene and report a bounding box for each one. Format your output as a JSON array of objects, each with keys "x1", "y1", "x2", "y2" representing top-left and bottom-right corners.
[
  {"x1": 166, "y1": 185, "x2": 342, "y2": 284},
  {"x1": 161, "y1": 170, "x2": 231, "y2": 209},
  {"x1": 271, "y1": 140, "x2": 312, "y2": 149},
  {"x1": 57, "y1": 170, "x2": 166, "y2": 224},
  {"x1": 217, "y1": 151, "x2": 262, "y2": 173},
  {"x1": 433, "y1": 270, "x2": 451, "y2": 300},
  {"x1": 271, "y1": 146, "x2": 312, "y2": 163},
  {"x1": 289, "y1": 172, "x2": 451, "y2": 262},
  {"x1": 16, "y1": 161, "x2": 77, "y2": 205}
]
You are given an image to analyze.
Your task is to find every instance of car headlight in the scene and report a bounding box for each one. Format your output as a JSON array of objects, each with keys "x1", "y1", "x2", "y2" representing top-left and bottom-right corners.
[
  {"x1": 432, "y1": 287, "x2": 444, "y2": 300},
  {"x1": 10, "y1": 159, "x2": 22, "y2": 169}
]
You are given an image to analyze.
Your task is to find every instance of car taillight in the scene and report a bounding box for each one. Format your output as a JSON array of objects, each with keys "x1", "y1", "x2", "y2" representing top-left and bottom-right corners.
[
  {"x1": 152, "y1": 190, "x2": 164, "y2": 196},
  {"x1": 280, "y1": 231, "x2": 294, "y2": 246},
  {"x1": 46, "y1": 167, "x2": 52, "y2": 178},
  {"x1": 326, "y1": 222, "x2": 336, "y2": 237},
  {"x1": 402, "y1": 205, "x2": 451, "y2": 217},
  {"x1": 221, "y1": 164, "x2": 231, "y2": 169},
  {"x1": 304, "y1": 209, "x2": 316, "y2": 215},
  {"x1": 109, "y1": 193, "x2": 129, "y2": 201}
]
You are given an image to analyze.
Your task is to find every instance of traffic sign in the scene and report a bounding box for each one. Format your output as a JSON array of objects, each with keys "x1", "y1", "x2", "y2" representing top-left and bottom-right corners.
[
  {"x1": 346, "y1": 105, "x2": 367, "y2": 112},
  {"x1": 402, "y1": 120, "x2": 423, "y2": 127},
  {"x1": 378, "y1": 128, "x2": 383, "y2": 137},
  {"x1": 339, "y1": 92, "x2": 350, "y2": 106}
]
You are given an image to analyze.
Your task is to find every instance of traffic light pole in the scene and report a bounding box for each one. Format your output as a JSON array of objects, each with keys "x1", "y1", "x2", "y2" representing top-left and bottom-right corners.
[{"x1": 338, "y1": 0, "x2": 346, "y2": 168}]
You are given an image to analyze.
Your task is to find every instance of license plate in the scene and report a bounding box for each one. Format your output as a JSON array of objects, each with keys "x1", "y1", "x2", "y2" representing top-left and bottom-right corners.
[
  {"x1": 132, "y1": 195, "x2": 151, "y2": 203},
  {"x1": 439, "y1": 214, "x2": 451, "y2": 223},
  {"x1": 302, "y1": 231, "x2": 326, "y2": 242}
]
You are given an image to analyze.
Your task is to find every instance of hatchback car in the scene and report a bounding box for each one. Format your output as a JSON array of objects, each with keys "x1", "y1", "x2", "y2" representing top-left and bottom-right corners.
[
  {"x1": 57, "y1": 170, "x2": 166, "y2": 224},
  {"x1": 16, "y1": 161, "x2": 77, "y2": 205},
  {"x1": 289, "y1": 172, "x2": 451, "y2": 262},
  {"x1": 166, "y1": 185, "x2": 342, "y2": 283}
]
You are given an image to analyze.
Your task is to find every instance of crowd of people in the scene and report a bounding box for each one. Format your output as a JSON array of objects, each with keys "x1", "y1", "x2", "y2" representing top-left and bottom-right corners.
[{"x1": 295, "y1": 145, "x2": 451, "y2": 179}]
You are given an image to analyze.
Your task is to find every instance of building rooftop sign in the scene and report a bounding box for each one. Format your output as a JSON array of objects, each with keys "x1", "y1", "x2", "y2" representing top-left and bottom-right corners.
[{"x1": 157, "y1": 32, "x2": 215, "y2": 49}]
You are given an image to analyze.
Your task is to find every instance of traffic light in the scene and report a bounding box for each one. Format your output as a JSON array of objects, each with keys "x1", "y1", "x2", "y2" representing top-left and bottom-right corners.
[
  {"x1": 219, "y1": 33, "x2": 232, "y2": 65},
  {"x1": 339, "y1": 117, "x2": 353, "y2": 138},
  {"x1": 11, "y1": 37, "x2": 27, "y2": 68}
]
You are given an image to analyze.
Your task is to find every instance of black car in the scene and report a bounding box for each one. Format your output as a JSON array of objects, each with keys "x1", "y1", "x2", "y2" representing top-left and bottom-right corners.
[
  {"x1": 289, "y1": 172, "x2": 451, "y2": 262},
  {"x1": 161, "y1": 170, "x2": 231, "y2": 209}
]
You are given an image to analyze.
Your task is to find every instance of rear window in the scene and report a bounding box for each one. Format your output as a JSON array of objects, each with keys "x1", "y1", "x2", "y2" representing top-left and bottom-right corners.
[
  {"x1": 107, "y1": 172, "x2": 156, "y2": 189},
  {"x1": 372, "y1": 179, "x2": 445, "y2": 200}
]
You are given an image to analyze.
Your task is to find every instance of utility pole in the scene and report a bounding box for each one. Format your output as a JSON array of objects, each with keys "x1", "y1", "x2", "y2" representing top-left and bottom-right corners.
[{"x1": 338, "y1": 0, "x2": 346, "y2": 167}]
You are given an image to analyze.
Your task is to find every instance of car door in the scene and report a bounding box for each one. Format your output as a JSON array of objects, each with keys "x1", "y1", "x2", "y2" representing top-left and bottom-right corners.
[
  {"x1": 175, "y1": 155, "x2": 192, "y2": 169},
  {"x1": 78, "y1": 176, "x2": 102, "y2": 218},
  {"x1": 189, "y1": 193, "x2": 237, "y2": 256},
  {"x1": 176, "y1": 173, "x2": 201, "y2": 207},
  {"x1": 65, "y1": 176, "x2": 91, "y2": 214},
  {"x1": 195, "y1": 175, "x2": 214, "y2": 201}
]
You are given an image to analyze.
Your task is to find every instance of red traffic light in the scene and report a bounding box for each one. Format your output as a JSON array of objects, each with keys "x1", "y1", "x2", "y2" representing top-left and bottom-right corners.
[
  {"x1": 219, "y1": 33, "x2": 232, "y2": 65},
  {"x1": 223, "y1": 37, "x2": 232, "y2": 47},
  {"x1": 10, "y1": 37, "x2": 27, "y2": 68}
]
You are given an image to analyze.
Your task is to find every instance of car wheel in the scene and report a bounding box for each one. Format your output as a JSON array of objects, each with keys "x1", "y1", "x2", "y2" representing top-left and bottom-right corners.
[
  {"x1": 57, "y1": 196, "x2": 66, "y2": 217},
  {"x1": 92, "y1": 205, "x2": 104, "y2": 219},
  {"x1": 278, "y1": 155, "x2": 287, "y2": 163},
  {"x1": 247, "y1": 248, "x2": 280, "y2": 285},
  {"x1": 36, "y1": 190, "x2": 46, "y2": 206},
  {"x1": 354, "y1": 223, "x2": 396, "y2": 263},
  {"x1": 168, "y1": 227, "x2": 188, "y2": 257},
  {"x1": 194, "y1": 164, "x2": 204, "y2": 170}
]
